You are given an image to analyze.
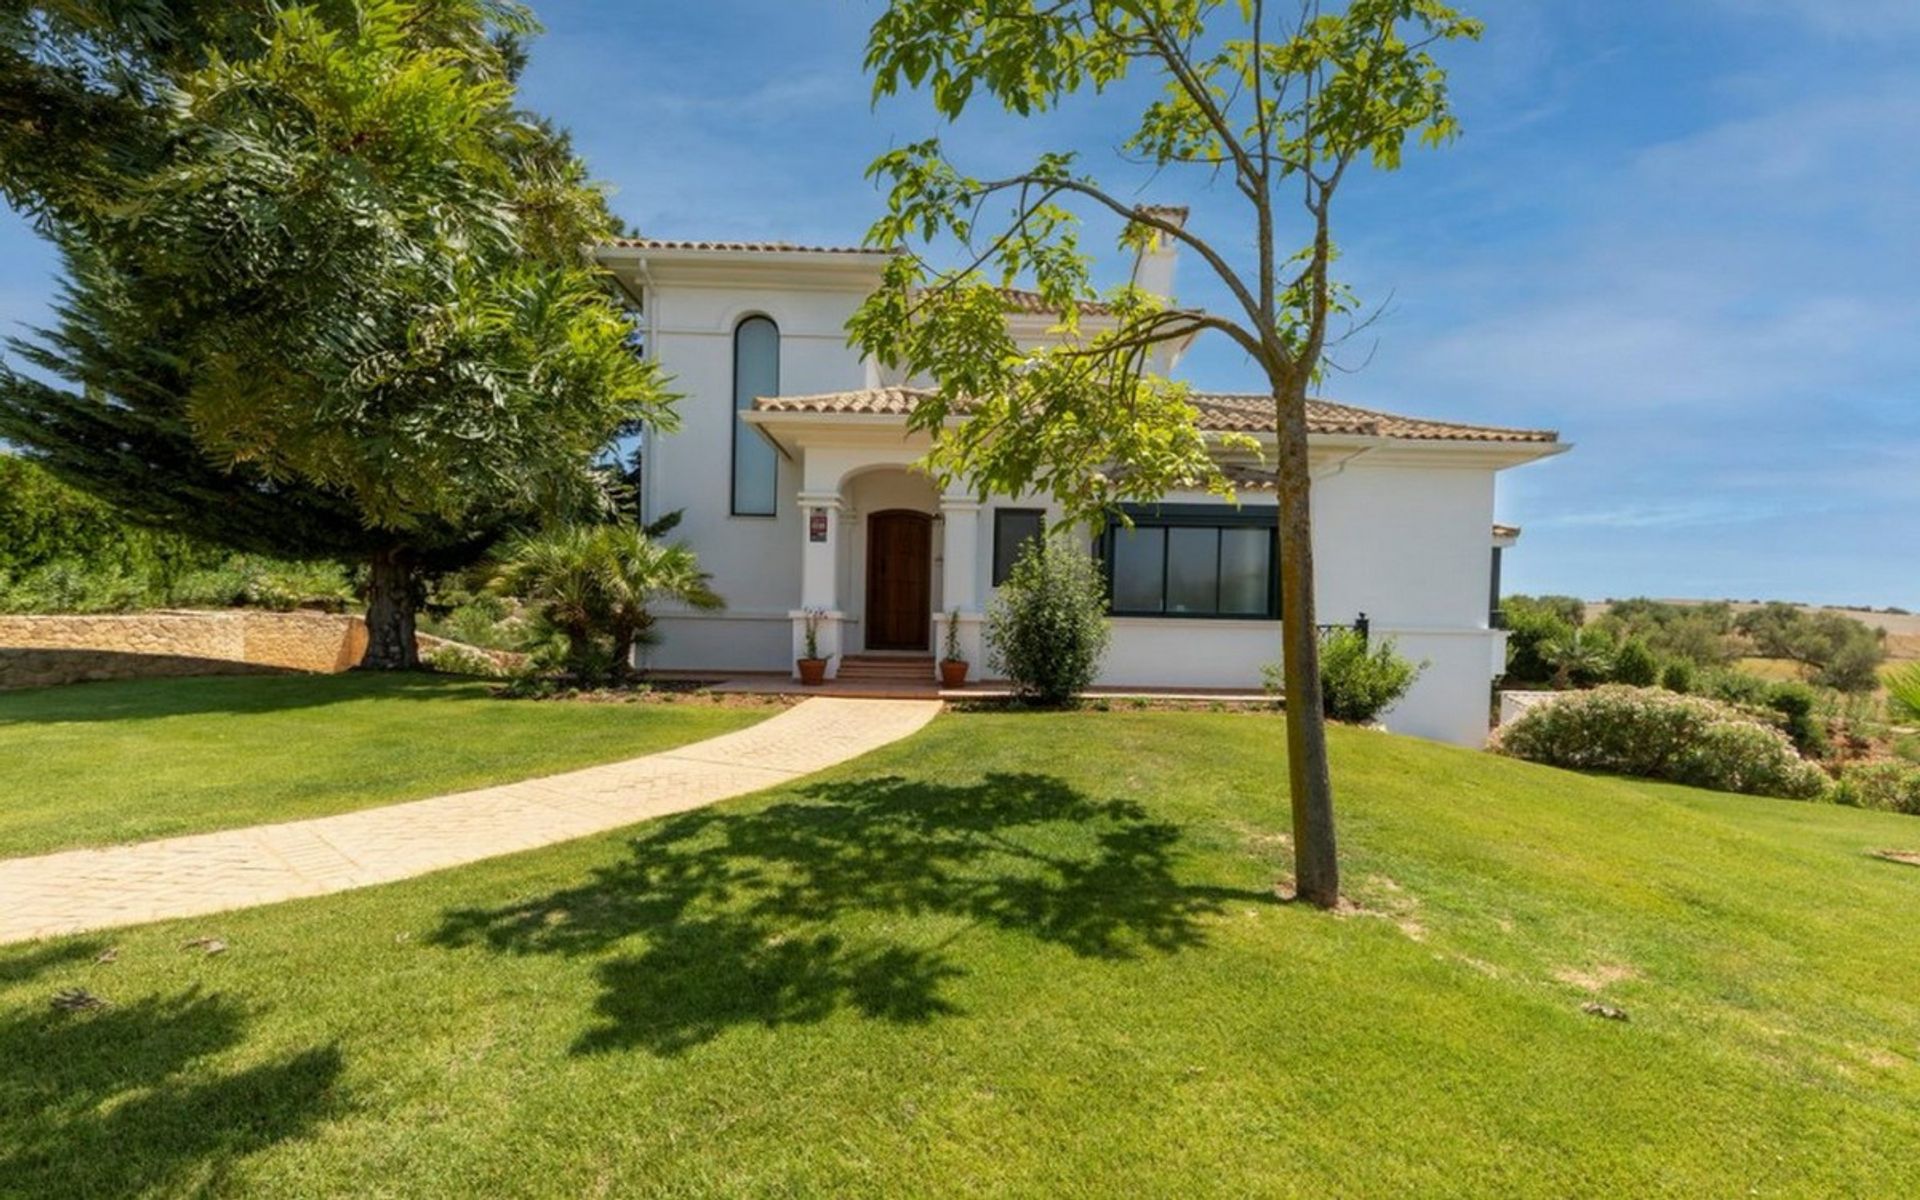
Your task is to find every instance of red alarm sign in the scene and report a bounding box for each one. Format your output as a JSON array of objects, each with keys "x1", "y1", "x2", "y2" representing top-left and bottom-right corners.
[{"x1": 808, "y1": 507, "x2": 829, "y2": 543}]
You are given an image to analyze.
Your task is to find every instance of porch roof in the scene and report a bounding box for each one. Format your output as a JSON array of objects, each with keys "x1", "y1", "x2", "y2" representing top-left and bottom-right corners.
[{"x1": 752, "y1": 386, "x2": 1560, "y2": 446}]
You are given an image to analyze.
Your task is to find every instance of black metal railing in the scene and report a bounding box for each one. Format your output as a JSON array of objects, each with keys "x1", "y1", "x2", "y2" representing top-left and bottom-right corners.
[{"x1": 1316, "y1": 612, "x2": 1369, "y2": 646}]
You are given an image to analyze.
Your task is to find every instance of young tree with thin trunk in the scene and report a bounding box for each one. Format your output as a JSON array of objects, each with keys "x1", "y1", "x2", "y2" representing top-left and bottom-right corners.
[{"x1": 853, "y1": 0, "x2": 1480, "y2": 907}]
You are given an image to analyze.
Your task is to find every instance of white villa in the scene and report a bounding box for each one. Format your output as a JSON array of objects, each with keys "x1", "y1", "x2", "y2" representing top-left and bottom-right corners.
[{"x1": 594, "y1": 221, "x2": 1566, "y2": 747}]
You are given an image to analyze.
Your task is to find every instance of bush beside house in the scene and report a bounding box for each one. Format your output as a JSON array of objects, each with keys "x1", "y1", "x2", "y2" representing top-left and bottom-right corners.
[
  {"x1": 1265, "y1": 630, "x2": 1424, "y2": 724},
  {"x1": 984, "y1": 538, "x2": 1109, "y2": 705}
]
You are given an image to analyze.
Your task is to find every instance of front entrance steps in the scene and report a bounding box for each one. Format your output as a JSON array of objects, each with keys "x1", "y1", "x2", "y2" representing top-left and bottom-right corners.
[{"x1": 836, "y1": 654, "x2": 935, "y2": 684}]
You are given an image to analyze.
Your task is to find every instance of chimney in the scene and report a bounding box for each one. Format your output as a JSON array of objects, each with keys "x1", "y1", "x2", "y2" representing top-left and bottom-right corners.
[{"x1": 1128, "y1": 205, "x2": 1188, "y2": 303}]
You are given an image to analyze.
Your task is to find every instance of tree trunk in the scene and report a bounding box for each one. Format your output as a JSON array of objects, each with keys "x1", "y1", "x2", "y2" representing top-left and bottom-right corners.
[
  {"x1": 563, "y1": 628, "x2": 594, "y2": 679},
  {"x1": 1273, "y1": 390, "x2": 1340, "y2": 908},
  {"x1": 360, "y1": 545, "x2": 420, "y2": 670},
  {"x1": 609, "y1": 626, "x2": 636, "y2": 683}
]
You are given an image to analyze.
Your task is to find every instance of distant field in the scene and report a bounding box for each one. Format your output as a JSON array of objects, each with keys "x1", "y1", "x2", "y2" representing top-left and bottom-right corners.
[{"x1": 1586, "y1": 599, "x2": 1920, "y2": 662}]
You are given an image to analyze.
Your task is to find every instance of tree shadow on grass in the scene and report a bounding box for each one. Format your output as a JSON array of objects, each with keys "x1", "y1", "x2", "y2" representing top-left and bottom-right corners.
[
  {"x1": 434, "y1": 772, "x2": 1269, "y2": 1056},
  {"x1": 0, "y1": 986, "x2": 345, "y2": 1195},
  {"x1": 0, "y1": 938, "x2": 107, "y2": 985},
  {"x1": 0, "y1": 669, "x2": 482, "y2": 726}
]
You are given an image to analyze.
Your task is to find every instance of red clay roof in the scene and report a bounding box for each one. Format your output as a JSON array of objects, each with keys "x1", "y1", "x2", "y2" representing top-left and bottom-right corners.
[
  {"x1": 604, "y1": 237, "x2": 882, "y2": 255},
  {"x1": 753, "y1": 387, "x2": 1559, "y2": 445},
  {"x1": 996, "y1": 288, "x2": 1119, "y2": 316}
]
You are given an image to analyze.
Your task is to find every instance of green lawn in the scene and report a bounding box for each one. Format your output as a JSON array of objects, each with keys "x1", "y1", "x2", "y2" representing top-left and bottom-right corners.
[
  {"x1": 0, "y1": 674, "x2": 770, "y2": 857},
  {"x1": 4, "y1": 711, "x2": 1919, "y2": 1195}
]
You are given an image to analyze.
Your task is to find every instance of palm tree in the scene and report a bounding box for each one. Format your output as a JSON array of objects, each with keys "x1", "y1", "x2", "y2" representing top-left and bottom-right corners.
[
  {"x1": 1888, "y1": 662, "x2": 1920, "y2": 724},
  {"x1": 492, "y1": 524, "x2": 723, "y2": 683},
  {"x1": 1542, "y1": 628, "x2": 1616, "y2": 690},
  {"x1": 595, "y1": 525, "x2": 723, "y2": 678},
  {"x1": 492, "y1": 526, "x2": 607, "y2": 678}
]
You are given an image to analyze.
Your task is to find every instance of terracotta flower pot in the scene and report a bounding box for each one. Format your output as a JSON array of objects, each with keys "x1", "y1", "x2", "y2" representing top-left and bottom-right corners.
[
  {"x1": 797, "y1": 657, "x2": 828, "y2": 686},
  {"x1": 939, "y1": 658, "x2": 970, "y2": 689}
]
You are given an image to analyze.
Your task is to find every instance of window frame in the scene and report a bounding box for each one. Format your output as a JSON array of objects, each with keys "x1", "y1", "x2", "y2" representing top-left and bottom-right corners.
[
  {"x1": 990, "y1": 507, "x2": 1047, "y2": 588},
  {"x1": 729, "y1": 314, "x2": 780, "y2": 518},
  {"x1": 1097, "y1": 503, "x2": 1281, "y2": 620}
]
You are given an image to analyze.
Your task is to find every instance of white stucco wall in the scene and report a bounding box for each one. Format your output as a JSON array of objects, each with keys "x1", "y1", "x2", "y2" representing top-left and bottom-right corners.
[{"x1": 632, "y1": 274, "x2": 874, "y2": 672}]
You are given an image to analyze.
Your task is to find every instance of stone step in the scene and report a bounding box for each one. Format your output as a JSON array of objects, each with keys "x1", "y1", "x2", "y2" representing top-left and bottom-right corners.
[{"x1": 837, "y1": 655, "x2": 935, "y2": 680}]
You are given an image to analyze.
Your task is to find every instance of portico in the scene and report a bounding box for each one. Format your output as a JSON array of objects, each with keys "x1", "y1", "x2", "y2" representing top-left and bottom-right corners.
[{"x1": 763, "y1": 410, "x2": 991, "y2": 680}]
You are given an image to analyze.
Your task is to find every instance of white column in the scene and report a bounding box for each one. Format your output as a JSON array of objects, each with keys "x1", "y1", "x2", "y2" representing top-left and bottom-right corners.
[
  {"x1": 792, "y1": 490, "x2": 845, "y2": 676},
  {"x1": 798, "y1": 490, "x2": 842, "y2": 609},
  {"x1": 937, "y1": 495, "x2": 985, "y2": 677},
  {"x1": 939, "y1": 496, "x2": 981, "y2": 612}
]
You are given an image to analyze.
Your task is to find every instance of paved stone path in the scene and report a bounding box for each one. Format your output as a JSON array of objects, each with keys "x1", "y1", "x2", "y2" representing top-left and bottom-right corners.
[{"x1": 0, "y1": 697, "x2": 941, "y2": 945}]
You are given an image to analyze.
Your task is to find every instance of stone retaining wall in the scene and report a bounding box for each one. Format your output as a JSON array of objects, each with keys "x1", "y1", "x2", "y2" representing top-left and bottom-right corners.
[
  {"x1": 0, "y1": 609, "x2": 522, "y2": 690},
  {"x1": 0, "y1": 609, "x2": 363, "y2": 690}
]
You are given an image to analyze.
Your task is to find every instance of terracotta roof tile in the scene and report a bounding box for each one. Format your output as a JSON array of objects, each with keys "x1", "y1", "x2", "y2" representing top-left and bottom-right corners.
[
  {"x1": 753, "y1": 387, "x2": 1559, "y2": 445},
  {"x1": 996, "y1": 288, "x2": 1119, "y2": 316},
  {"x1": 604, "y1": 237, "x2": 882, "y2": 255}
]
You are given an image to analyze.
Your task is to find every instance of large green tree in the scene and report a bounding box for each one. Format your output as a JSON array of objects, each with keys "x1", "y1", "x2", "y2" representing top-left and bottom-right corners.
[
  {"x1": 853, "y1": 0, "x2": 1479, "y2": 906},
  {"x1": 1735, "y1": 602, "x2": 1887, "y2": 693},
  {"x1": 1, "y1": 0, "x2": 670, "y2": 667}
]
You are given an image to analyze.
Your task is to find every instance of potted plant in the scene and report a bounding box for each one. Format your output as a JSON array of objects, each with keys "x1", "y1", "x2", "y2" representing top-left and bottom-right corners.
[
  {"x1": 940, "y1": 609, "x2": 970, "y2": 688},
  {"x1": 797, "y1": 608, "x2": 829, "y2": 685}
]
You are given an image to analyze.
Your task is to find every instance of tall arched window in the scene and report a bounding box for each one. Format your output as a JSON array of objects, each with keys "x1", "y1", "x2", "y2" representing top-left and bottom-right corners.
[{"x1": 731, "y1": 315, "x2": 780, "y2": 516}]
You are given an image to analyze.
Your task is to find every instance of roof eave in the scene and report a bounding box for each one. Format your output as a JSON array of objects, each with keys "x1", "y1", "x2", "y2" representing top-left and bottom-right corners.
[{"x1": 746, "y1": 407, "x2": 1566, "y2": 467}]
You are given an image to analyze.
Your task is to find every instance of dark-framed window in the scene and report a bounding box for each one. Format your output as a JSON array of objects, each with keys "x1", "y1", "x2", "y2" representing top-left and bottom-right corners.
[
  {"x1": 991, "y1": 508, "x2": 1045, "y2": 587},
  {"x1": 731, "y1": 315, "x2": 779, "y2": 516},
  {"x1": 1097, "y1": 503, "x2": 1278, "y2": 618}
]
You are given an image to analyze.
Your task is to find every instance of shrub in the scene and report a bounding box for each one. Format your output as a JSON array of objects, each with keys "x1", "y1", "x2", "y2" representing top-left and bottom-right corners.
[
  {"x1": 1700, "y1": 671, "x2": 1830, "y2": 758},
  {"x1": 1830, "y1": 761, "x2": 1920, "y2": 815},
  {"x1": 1503, "y1": 604, "x2": 1572, "y2": 685},
  {"x1": 1762, "y1": 680, "x2": 1828, "y2": 759},
  {"x1": 0, "y1": 560, "x2": 149, "y2": 613},
  {"x1": 1660, "y1": 659, "x2": 1695, "y2": 694},
  {"x1": 1494, "y1": 685, "x2": 1828, "y2": 800},
  {"x1": 423, "y1": 642, "x2": 508, "y2": 678},
  {"x1": 1611, "y1": 637, "x2": 1659, "y2": 686},
  {"x1": 1702, "y1": 668, "x2": 1771, "y2": 708},
  {"x1": 1669, "y1": 720, "x2": 1829, "y2": 800},
  {"x1": 1266, "y1": 630, "x2": 1424, "y2": 723},
  {"x1": 985, "y1": 536, "x2": 1109, "y2": 705}
]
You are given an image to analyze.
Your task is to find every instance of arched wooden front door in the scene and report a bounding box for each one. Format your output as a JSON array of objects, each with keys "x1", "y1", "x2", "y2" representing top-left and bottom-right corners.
[{"x1": 865, "y1": 510, "x2": 932, "y2": 651}]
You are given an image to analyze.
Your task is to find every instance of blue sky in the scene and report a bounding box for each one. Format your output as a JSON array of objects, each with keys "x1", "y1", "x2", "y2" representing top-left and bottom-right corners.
[{"x1": 3, "y1": 0, "x2": 1915, "y2": 606}]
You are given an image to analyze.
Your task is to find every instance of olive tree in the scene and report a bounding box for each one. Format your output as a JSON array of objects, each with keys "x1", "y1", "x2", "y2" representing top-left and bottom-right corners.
[{"x1": 852, "y1": 0, "x2": 1480, "y2": 906}]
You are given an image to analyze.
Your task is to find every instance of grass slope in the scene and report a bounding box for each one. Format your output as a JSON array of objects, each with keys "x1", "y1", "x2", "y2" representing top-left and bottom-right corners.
[
  {"x1": 0, "y1": 675, "x2": 769, "y2": 857},
  {"x1": 3, "y1": 711, "x2": 1918, "y2": 1196}
]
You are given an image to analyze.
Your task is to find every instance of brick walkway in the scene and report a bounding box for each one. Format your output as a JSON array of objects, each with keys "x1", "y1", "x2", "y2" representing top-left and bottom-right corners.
[{"x1": 0, "y1": 697, "x2": 941, "y2": 945}]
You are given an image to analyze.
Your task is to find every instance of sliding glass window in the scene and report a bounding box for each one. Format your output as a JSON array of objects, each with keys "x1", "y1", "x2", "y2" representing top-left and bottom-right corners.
[{"x1": 1100, "y1": 506, "x2": 1278, "y2": 618}]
